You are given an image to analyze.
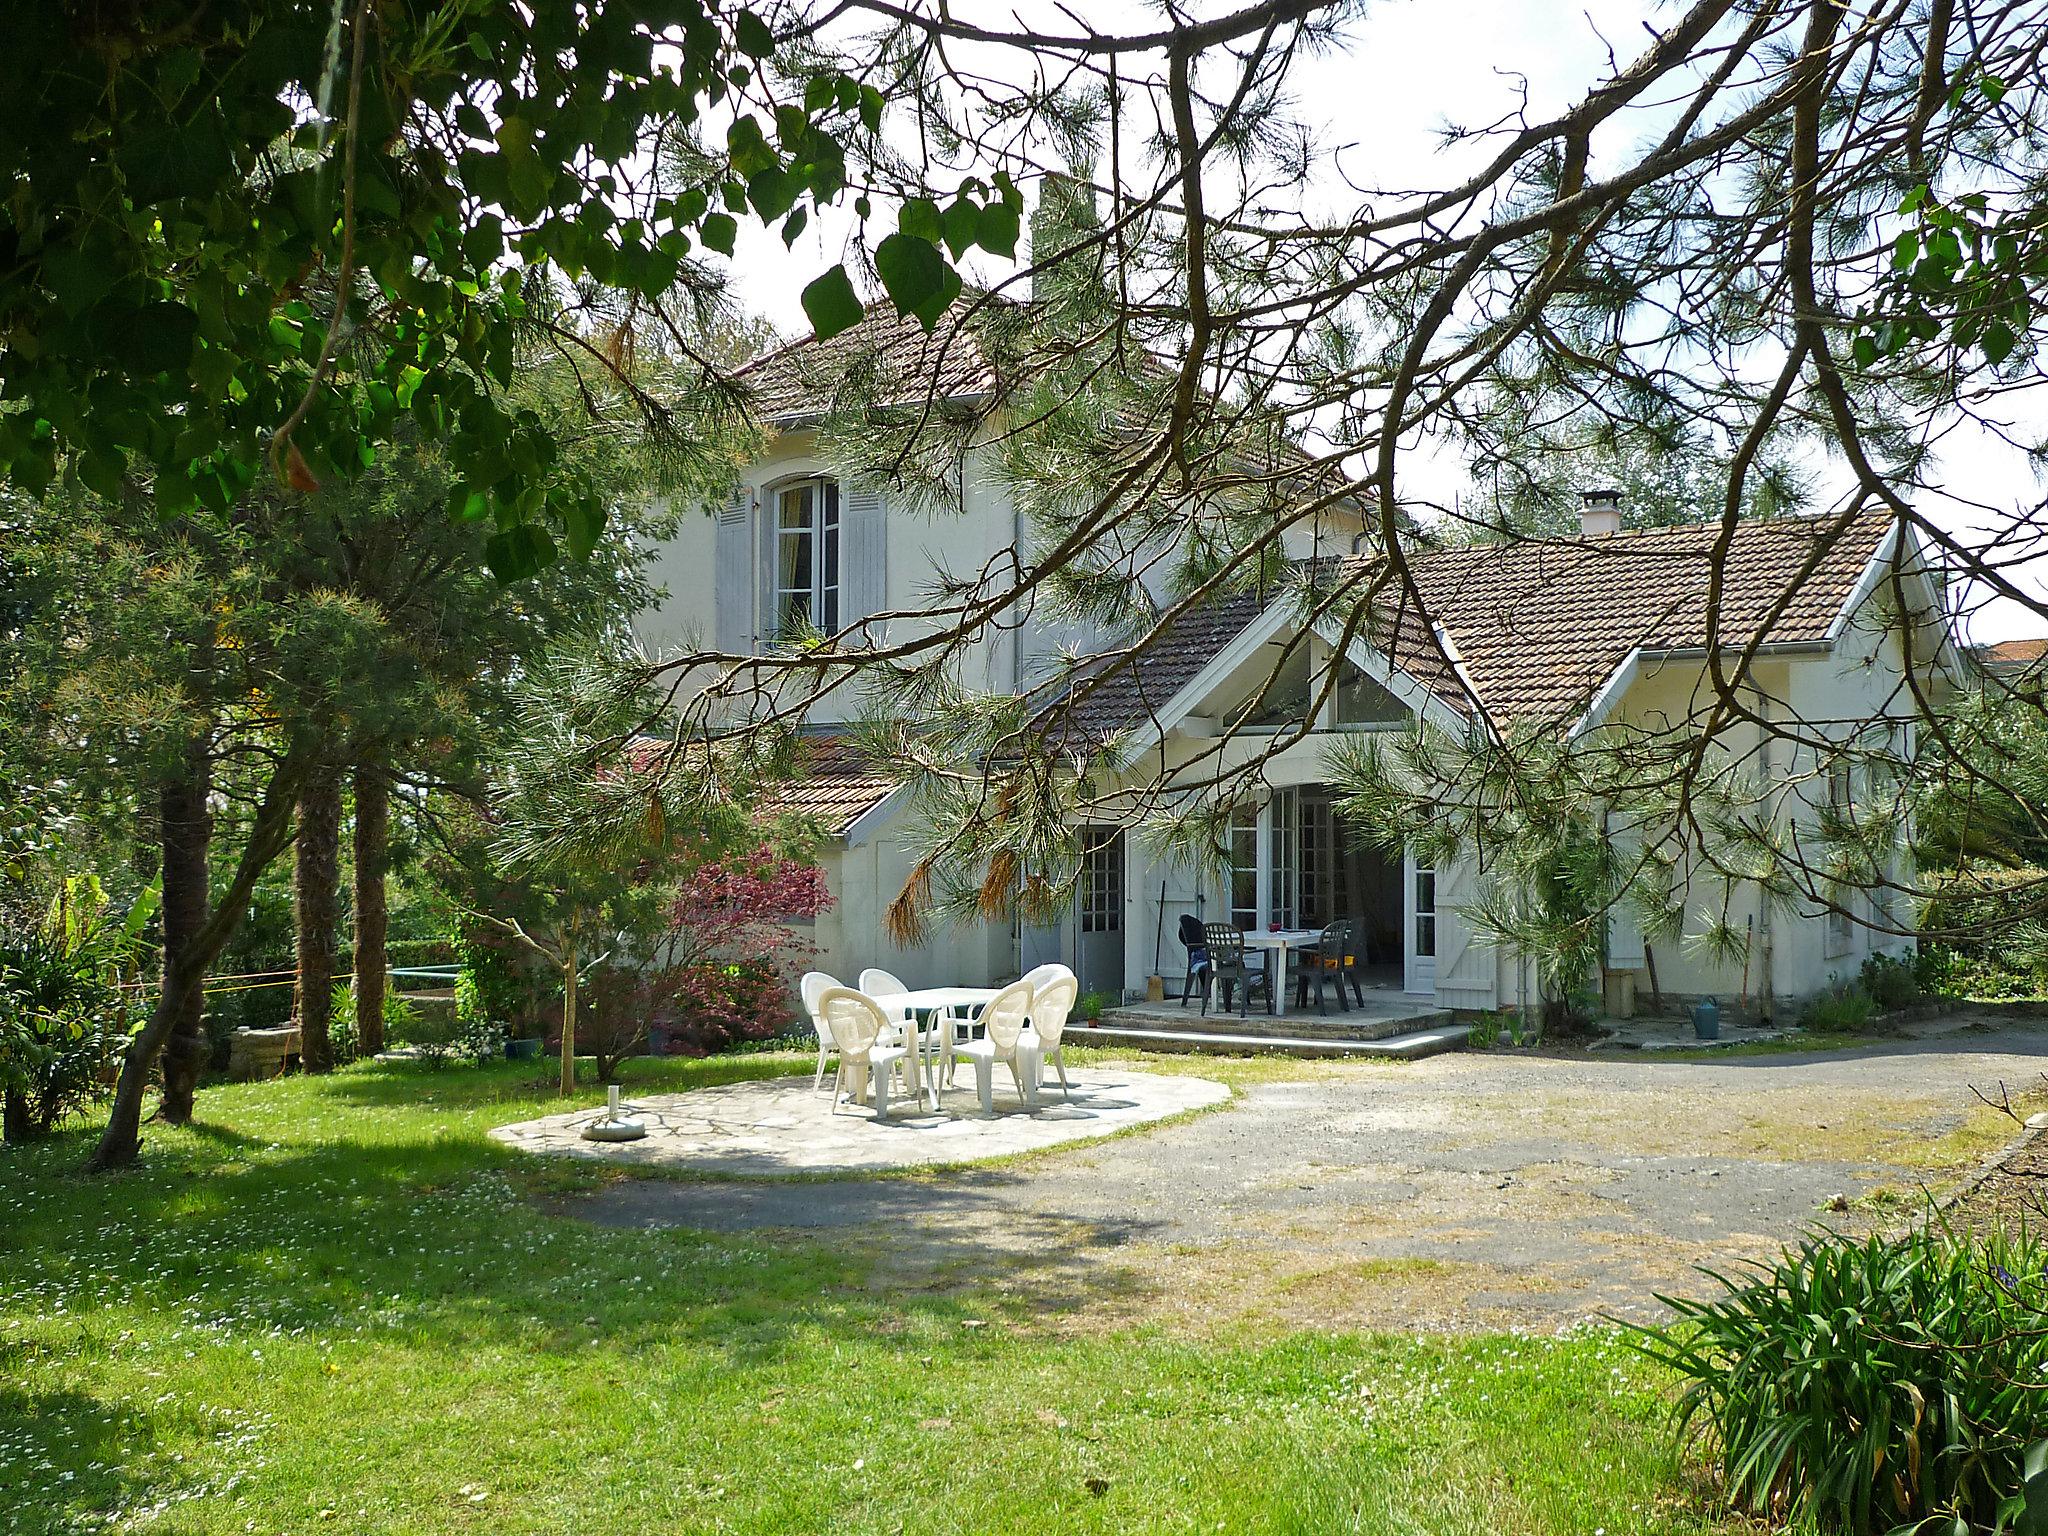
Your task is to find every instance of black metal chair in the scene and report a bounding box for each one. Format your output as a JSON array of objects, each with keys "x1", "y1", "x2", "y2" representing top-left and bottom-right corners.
[
  {"x1": 1177, "y1": 913, "x2": 1212, "y2": 1008},
  {"x1": 1203, "y1": 923, "x2": 1271, "y2": 1018},
  {"x1": 1293, "y1": 919, "x2": 1359, "y2": 1015}
]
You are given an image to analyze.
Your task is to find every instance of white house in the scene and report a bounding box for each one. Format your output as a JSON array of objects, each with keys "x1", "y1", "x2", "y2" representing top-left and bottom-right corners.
[{"x1": 638, "y1": 305, "x2": 1960, "y2": 1018}]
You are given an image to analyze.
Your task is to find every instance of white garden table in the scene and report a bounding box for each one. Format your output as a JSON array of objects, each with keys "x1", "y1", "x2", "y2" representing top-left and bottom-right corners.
[
  {"x1": 867, "y1": 986, "x2": 1005, "y2": 1107},
  {"x1": 1238, "y1": 929, "x2": 1321, "y2": 1018}
]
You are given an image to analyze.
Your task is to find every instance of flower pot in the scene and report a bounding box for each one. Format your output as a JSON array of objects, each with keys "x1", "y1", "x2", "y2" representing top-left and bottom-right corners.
[
  {"x1": 1691, "y1": 999, "x2": 1720, "y2": 1041},
  {"x1": 504, "y1": 1036, "x2": 543, "y2": 1061}
]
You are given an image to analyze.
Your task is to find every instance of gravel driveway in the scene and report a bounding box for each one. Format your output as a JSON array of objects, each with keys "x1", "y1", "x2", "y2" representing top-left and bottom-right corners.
[{"x1": 564, "y1": 1015, "x2": 2048, "y2": 1331}]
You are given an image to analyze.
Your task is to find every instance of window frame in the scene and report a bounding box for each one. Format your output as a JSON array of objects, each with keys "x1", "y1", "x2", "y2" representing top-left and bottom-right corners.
[
  {"x1": 1411, "y1": 862, "x2": 1436, "y2": 960},
  {"x1": 1824, "y1": 760, "x2": 1856, "y2": 958},
  {"x1": 772, "y1": 477, "x2": 841, "y2": 642},
  {"x1": 1078, "y1": 827, "x2": 1123, "y2": 934}
]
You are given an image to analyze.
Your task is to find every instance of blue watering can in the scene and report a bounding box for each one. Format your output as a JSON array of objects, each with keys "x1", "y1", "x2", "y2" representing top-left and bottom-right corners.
[{"x1": 1692, "y1": 998, "x2": 1720, "y2": 1041}]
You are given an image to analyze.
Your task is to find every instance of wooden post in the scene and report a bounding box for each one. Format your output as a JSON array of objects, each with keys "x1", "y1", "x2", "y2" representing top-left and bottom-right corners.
[
  {"x1": 1643, "y1": 942, "x2": 1663, "y2": 1016},
  {"x1": 559, "y1": 931, "x2": 578, "y2": 1098}
]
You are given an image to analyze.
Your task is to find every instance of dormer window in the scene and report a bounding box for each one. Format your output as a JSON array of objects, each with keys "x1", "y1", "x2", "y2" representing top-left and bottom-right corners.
[{"x1": 774, "y1": 478, "x2": 840, "y2": 640}]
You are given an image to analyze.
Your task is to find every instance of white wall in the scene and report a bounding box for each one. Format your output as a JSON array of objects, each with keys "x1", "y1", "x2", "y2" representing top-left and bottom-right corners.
[{"x1": 811, "y1": 828, "x2": 1012, "y2": 990}]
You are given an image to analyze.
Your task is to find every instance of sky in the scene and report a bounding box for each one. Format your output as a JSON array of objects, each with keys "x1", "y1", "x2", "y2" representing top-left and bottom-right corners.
[{"x1": 718, "y1": 0, "x2": 2048, "y2": 643}]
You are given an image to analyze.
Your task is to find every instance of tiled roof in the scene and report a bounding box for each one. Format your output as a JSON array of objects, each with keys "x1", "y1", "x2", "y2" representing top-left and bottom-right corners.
[
  {"x1": 769, "y1": 736, "x2": 899, "y2": 836},
  {"x1": 1975, "y1": 636, "x2": 2048, "y2": 669},
  {"x1": 625, "y1": 734, "x2": 896, "y2": 838},
  {"x1": 1398, "y1": 512, "x2": 1895, "y2": 727},
  {"x1": 1031, "y1": 512, "x2": 1898, "y2": 742},
  {"x1": 1034, "y1": 592, "x2": 1269, "y2": 750},
  {"x1": 737, "y1": 302, "x2": 1004, "y2": 423}
]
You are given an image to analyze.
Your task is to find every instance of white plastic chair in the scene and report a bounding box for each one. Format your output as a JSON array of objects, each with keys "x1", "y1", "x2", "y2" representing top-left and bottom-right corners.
[
  {"x1": 951, "y1": 978, "x2": 1038, "y2": 1115},
  {"x1": 816, "y1": 987, "x2": 911, "y2": 1118},
  {"x1": 1019, "y1": 961, "x2": 1070, "y2": 995},
  {"x1": 857, "y1": 966, "x2": 914, "y2": 1031},
  {"x1": 1028, "y1": 971, "x2": 1079, "y2": 1100},
  {"x1": 800, "y1": 971, "x2": 840, "y2": 1090},
  {"x1": 858, "y1": 966, "x2": 910, "y2": 999}
]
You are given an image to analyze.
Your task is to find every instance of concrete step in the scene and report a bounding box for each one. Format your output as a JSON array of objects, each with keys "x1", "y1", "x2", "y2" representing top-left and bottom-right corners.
[
  {"x1": 1099, "y1": 1003, "x2": 1440, "y2": 1044},
  {"x1": 1068, "y1": 1018, "x2": 1464, "y2": 1060}
]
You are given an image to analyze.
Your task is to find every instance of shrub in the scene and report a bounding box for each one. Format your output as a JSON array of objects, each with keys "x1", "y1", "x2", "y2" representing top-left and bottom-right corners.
[
  {"x1": 1858, "y1": 950, "x2": 1921, "y2": 1012},
  {"x1": 1919, "y1": 941, "x2": 2048, "y2": 1002},
  {"x1": 1801, "y1": 976, "x2": 1876, "y2": 1032},
  {"x1": 0, "y1": 879, "x2": 146, "y2": 1142},
  {"x1": 325, "y1": 982, "x2": 360, "y2": 1065},
  {"x1": 665, "y1": 958, "x2": 795, "y2": 1054},
  {"x1": 576, "y1": 961, "x2": 651, "y2": 1082},
  {"x1": 1075, "y1": 990, "x2": 1114, "y2": 1022},
  {"x1": 386, "y1": 995, "x2": 481, "y2": 1067},
  {"x1": 1628, "y1": 1223, "x2": 2048, "y2": 1534},
  {"x1": 1466, "y1": 1013, "x2": 1503, "y2": 1049},
  {"x1": 0, "y1": 921, "x2": 123, "y2": 1140}
]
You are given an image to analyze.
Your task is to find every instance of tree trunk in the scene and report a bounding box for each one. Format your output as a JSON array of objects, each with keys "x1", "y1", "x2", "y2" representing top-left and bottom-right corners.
[
  {"x1": 156, "y1": 737, "x2": 215, "y2": 1124},
  {"x1": 560, "y1": 932, "x2": 578, "y2": 1098},
  {"x1": 294, "y1": 763, "x2": 343, "y2": 1075},
  {"x1": 88, "y1": 750, "x2": 307, "y2": 1171},
  {"x1": 352, "y1": 765, "x2": 389, "y2": 1057}
]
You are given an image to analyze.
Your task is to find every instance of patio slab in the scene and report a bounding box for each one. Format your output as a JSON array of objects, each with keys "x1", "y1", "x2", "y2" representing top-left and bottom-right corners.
[{"x1": 489, "y1": 1066, "x2": 1230, "y2": 1176}]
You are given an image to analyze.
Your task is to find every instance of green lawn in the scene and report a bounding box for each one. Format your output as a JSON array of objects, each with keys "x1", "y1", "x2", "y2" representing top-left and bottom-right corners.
[{"x1": 1, "y1": 1056, "x2": 1770, "y2": 1534}]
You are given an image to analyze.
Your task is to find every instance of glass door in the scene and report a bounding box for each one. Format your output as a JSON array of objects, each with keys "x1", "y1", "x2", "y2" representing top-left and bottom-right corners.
[{"x1": 1403, "y1": 853, "x2": 1436, "y2": 995}]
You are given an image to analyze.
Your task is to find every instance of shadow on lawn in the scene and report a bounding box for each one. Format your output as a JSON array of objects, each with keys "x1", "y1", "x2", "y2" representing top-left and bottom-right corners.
[
  {"x1": 4, "y1": 1075, "x2": 1151, "y2": 1378},
  {"x1": 0, "y1": 1382, "x2": 166, "y2": 1526},
  {"x1": 310, "y1": 1051, "x2": 812, "y2": 1113}
]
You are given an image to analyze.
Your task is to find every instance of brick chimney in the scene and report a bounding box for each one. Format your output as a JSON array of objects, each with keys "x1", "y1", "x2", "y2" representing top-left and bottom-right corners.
[{"x1": 1580, "y1": 488, "x2": 1623, "y2": 538}]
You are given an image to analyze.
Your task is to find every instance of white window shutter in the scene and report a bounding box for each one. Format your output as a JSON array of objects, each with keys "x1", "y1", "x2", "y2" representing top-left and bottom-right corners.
[
  {"x1": 713, "y1": 488, "x2": 752, "y2": 653},
  {"x1": 841, "y1": 481, "x2": 887, "y2": 639},
  {"x1": 1607, "y1": 902, "x2": 1646, "y2": 971}
]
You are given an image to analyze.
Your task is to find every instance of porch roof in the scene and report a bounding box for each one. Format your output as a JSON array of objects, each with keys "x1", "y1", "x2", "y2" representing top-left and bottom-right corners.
[
  {"x1": 1027, "y1": 510, "x2": 1902, "y2": 743},
  {"x1": 625, "y1": 734, "x2": 898, "y2": 840}
]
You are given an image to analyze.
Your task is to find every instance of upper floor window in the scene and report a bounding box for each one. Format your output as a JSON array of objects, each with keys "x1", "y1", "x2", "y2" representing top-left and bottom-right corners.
[{"x1": 774, "y1": 479, "x2": 840, "y2": 640}]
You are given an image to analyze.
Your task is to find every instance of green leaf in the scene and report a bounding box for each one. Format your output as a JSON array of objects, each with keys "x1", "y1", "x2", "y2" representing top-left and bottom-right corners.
[
  {"x1": 562, "y1": 499, "x2": 606, "y2": 561},
  {"x1": 122, "y1": 301, "x2": 201, "y2": 376},
  {"x1": 701, "y1": 213, "x2": 737, "y2": 255},
  {"x1": 733, "y1": 10, "x2": 776, "y2": 57},
  {"x1": 120, "y1": 112, "x2": 234, "y2": 205},
  {"x1": 899, "y1": 197, "x2": 943, "y2": 245},
  {"x1": 977, "y1": 199, "x2": 1020, "y2": 258},
  {"x1": 1980, "y1": 321, "x2": 2016, "y2": 364},
  {"x1": 941, "y1": 197, "x2": 980, "y2": 260},
  {"x1": 800, "y1": 264, "x2": 863, "y2": 340},
  {"x1": 746, "y1": 166, "x2": 800, "y2": 222},
  {"x1": 485, "y1": 523, "x2": 557, "y2": 582},
  {"x1": 874, "y1": 232, "x2": 958, "y2": 328}
]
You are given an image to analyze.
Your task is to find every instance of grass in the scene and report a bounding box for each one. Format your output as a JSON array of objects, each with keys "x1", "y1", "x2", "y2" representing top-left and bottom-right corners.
[{"x1": 1, "y1": 1055, "x2": 1779, "y2": 1535}]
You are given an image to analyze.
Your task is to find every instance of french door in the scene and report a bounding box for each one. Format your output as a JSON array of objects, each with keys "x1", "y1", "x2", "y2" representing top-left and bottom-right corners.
[{"x1": 1403, "y1": 853, "x2": 1436, "y2": 996}]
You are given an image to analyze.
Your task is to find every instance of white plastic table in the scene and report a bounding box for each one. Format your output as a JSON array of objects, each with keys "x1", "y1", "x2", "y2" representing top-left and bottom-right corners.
[
  {"x1": 1238, "y1": 929, "x2": 1322, "y2": 1017},
  {"x1": 868, "y1": 986, "x2": 1000, "y2": 1105}
]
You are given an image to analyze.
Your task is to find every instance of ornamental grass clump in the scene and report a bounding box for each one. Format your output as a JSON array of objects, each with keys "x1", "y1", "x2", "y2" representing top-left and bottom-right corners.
[{"x1": 1628, "y1": 1223, "x2": 2048, "y2": 1534}]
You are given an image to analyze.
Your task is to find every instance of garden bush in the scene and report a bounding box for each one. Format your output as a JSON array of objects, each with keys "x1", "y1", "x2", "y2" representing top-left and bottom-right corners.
[
  {"x1": 1801, "y1": 978, "x2": 1878, "y2": 1032},
  {"x1": 0, "y1": 877, "x2": 148, "y2": 1142},
  {"x1": 1857, "y1": 950, "x2": 1922, "y2": 1012},
  {"x1": 385, "y1": 995, "x2": 496, "y2": 1066},
  {"x1": 576, "y1": 961, "x2": 651, "y2": 1082},
  {"x1": 1628, "y1": 1222, "x2": 2048, "y2": 1534},
  {"x1": 324, "y1": 982, "x2": 361, "y2": 1065},
  {"x1": 1919, "y1": 941, "x2": 2048, "y2": 1002}
]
